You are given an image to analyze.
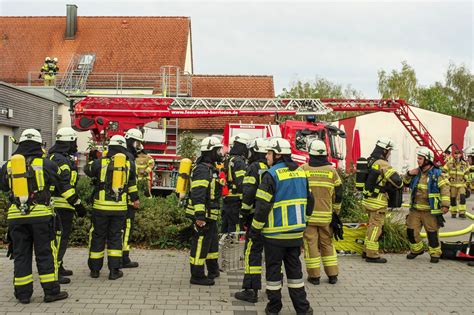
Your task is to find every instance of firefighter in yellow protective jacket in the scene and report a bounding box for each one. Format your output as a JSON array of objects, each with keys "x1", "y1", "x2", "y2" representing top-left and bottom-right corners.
[
  {"x1": 362, "y1": 138, "x2": 403, "y2": 263},
  {"x1": 136, "y1": 150, "x2": 155, "y2": 197},
  {"x1": 443, "y1": 149, "x2": 469, "y2": 218},
  {"x1": 85, "y1": 135, "x2": 139, "y2": 280},
  {"x1": 403, "y1": 147, "x2": 450, "y2": 263},
  {"x1": 465, "y1": 146, "x2": 474, "y2": 195},
  {"x1": 301, "y1": 139, "x2": 343, "y2": 285},
  {"x1": 0, "y1": 129, "x2": 71, "y2": 304},
  {"x1": 39, "y1": 57, "x2": 59, "y2": 86},
  {"x1": 186, "y1": 136, "x2": 224, "y2": 286}
]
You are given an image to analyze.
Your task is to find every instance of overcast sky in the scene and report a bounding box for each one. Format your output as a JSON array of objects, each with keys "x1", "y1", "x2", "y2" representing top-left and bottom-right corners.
[{"x1": 1, "y1": 0, "x2": 472, "y2": 97}]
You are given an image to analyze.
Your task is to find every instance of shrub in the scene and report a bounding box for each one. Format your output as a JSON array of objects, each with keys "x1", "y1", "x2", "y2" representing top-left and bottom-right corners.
[
  {"x1": 380, "y1": 212, "x2": 410, "y2": 252},
  {"x1": 337, "y1": 169, "x2": 366, "y2": 223}
]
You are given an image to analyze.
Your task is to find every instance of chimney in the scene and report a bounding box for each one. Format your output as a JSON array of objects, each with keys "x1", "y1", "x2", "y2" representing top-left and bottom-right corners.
[{"x1": 65, "y1": 4, "x2": 78, "y2": 39}]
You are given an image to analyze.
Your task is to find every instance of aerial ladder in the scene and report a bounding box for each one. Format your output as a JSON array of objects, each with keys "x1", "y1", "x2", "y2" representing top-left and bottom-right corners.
[{"x1": 72, "y1": 96, "x2": 446, "y2": 165}]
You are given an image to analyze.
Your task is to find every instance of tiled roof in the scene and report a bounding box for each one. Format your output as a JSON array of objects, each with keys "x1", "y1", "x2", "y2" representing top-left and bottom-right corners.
[
  {"x1": 0, "y1": 16, "x2": 190, "y2": 83},
  {"x1": 179, "y1": 75, "x2": 275, "y2": 130}
]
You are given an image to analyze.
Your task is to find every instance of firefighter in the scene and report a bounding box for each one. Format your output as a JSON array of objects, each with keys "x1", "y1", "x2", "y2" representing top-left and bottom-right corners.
[
  {"x1": 40, "y1": 57, "x2": 59, "y2": 86},
  {"x1": 443, "y1": 149, "x2": 469, "y2": 218},
  {"x1": 85, "y1": 135, "x2": 139, "y2": 280},
  {"x1": 222, "y1": 133, "x2": 250, "y2": 234},
  {"x1": 250, "y1": 137, "x2": 313, "y2": 315},
  {"x1": 361, "y1": 137, "x2": 403, "y2": 263},
  {"x1": 234, "y1": 138, "x2": 268, "y2": 303},
  {"x1": 465, "y1": 146, "x2": 474, "y2": 197},
  {"x1": 48, "y1": 127, "x2": 87, "y2": 284},
  {"x1": 301, "y1": 139, "x2": 343, "y2": 285},
  {"x1": 403, "y1": 147, "x2": 450, "y2": 263},
  {"x1": 186, "y1": 136, "x2": 224, "y2": 286},
  {"x1": 122, "y1": 128, "x2": 144, "y2": 268},
  {"x1": 136, "y1": 149, "x2": 155, "y2": 198},
  {"x1": 0, "y1": 129, "x2": 71, "y2": 304}
]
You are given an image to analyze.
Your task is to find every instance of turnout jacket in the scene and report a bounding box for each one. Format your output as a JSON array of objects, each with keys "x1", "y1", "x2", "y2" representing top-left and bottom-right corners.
[
  {"x1": 241, "y1": 158, "x2": 268, "y2": 214},
  {"x1": 48, "y1": 152, "x2": 79, "y2": 211},
  {"x1": 226, "y1": 155, "x2": 247, "y2": 198},
  {"x1": 443, "y1": 159, "x2": 469, "y2": 188}
]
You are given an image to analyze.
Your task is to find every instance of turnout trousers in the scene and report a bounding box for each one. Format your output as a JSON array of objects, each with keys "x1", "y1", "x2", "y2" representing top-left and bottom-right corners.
[
  {"x1": 55, "y1": 208, "x2": 74, "y2": 269},
  {"x1": 189, "y1": 220, "x2": 219, "y2": 279},
  {"x1": 122, "y1": 206, "x2": 135, "y2": 265},
  {"x1": 406, "y1": 210, "x2": 441, "y2": 257},
  {"x1": 364, "y1": 209, "x2": 386, "y2": 258},
  {"x1": 88, "y1": 212, "x2": 125, "y2": 271},
  {"x1": 264, "y1": 240, "x2": 311, "y2": 314},
  {"x1": 9, "y1": 219, "x2": 61, "y2": 300},
  {"x1": 303, "y1": 224, "x2": 338, "y2": 278},
  {"x1": 449, "y1": 186, "x2": 466, "y2": 214},
  {"x1": 221, "y1": 197, "x2": 242, "y2": 233},
  {"x1": 242, "y1": 230, "x2": 264, "y2": 290}
]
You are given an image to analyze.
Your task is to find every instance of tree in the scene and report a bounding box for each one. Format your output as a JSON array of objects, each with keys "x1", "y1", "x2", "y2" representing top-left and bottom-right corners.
[
  {"x1": 445, "y1": 63, "x2": 473, "y2": 119},
  {"x1": 378, "y1": 61, "x2": 418, "y2": 103},
  {"x1": 177, "y1": 131, "x2": 199, "y2": 160},
  {"x1": 417, "y1": 82, "x2": 456, "y2": 115}
]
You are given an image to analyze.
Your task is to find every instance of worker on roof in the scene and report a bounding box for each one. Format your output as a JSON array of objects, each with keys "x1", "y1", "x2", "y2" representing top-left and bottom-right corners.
[
  {"x1": 249, "y1": 137, "x2": 313, "y2": 315},
  {"x1": 361, "y1": 137, "x2": 403, "y2": 263},
  {"x1": 39, "y1": 57, "x2": 59, "y2": 87},
  {"x1": 234, "y1": 138, "x2": 269, "y2": 303},
  {"x1": 48, "y1": 127, "x2": 87, "y2": 285},
  {"x1": 122, "y1": 128, "x2": 145, "y2": 268},
  {"x1": 85, "y1": 135, "x2": 139, "y2": 280},
  {"x1": 221, "y1": 133, "x2": 250, "y2": 234},
  {"x1": 0, "y1": 129, "x2": 71, "y2": 304},
  {"x1": 403, "y1": 147, "x2": 450, "y2": 263},
  {"x1": 443, "y1": 148, "x2": 469, "y2": 218},
  {"x1": 186, "y1": 136, "x2": 224, "y2": 286},
  {"x1": 301, "y1": 139, "x2": 343, "y2": 285}
]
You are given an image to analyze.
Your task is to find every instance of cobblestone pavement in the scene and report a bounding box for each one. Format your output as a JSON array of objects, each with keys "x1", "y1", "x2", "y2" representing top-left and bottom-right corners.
[{"x1": 1, "y1": 245, "x2": 473, "y2": 315}]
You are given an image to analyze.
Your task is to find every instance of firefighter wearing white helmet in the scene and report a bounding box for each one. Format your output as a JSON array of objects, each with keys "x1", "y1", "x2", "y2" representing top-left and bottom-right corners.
[
  {"x1": 222, "y1": 133, "x2": 249, "y2": 234},
  {"x1": 403, "y1": 146, "x2": 450, "y2": 263},
  {"x1": 48, "y1": 127, "x2": 84, "y2": 284},
  {"x1": 300, "y1": 139, "x2": 343, "y2": 286},
  {"x1": 248, "y1": 137, "x2": 313, "y2": 314},
  {"x1": 85, "y1": 134, "x2": 139, "y2": 280},
  {"x1": 443, "y1": 146, "x2": 469, "y2": 218},
  {"x1": 1, "y1": 129, "x2": 72, "y2": 303},
  {"x1": 186, "y1": 136, "x2": 224, "y2": 286},
  {"x1": 234, "y1": 137, "x2": 269, "y2": 303},
  {"x1": 361, "y1": 137, "x2": 403, "y2": 264},
  {"x1": 465, "y1": 146, "x2": 474, "y2": 193},
  {"x1": 40, "y1": 56, "x2": 58, "y2": 86},
  {"x1": 123, "y1": 128, "x2": 145, "y2": 269}
]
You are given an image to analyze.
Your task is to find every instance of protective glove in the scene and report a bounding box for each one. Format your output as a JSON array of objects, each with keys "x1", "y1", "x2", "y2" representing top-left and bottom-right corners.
[
  {"x1": 4, "y1": 231, "x2": 14, "y2": 260},
  {"x1": 330, "y1": 212, "x2": 344, "y2": 241},
  {"x1": 75, "y1": 202, "x2": 87, "y2": 217},
  {"x1": 248, "y1": 228, "x2": 261, "y2": 241},
  {"x1": 435, "y1": 214, "x2": 446, "y2": 228},
  {"x1": 239, "y1": 212, "x2": 252, "y2": 231}
]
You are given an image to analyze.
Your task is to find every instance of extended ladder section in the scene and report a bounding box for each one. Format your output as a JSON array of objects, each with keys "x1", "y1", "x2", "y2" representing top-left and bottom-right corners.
[
  {"x1": 324, "y1": 98, "x2": 445, "y2": 164},
  {"x1": 59, "y1": 53, "x2": 96, "y2": 93}
]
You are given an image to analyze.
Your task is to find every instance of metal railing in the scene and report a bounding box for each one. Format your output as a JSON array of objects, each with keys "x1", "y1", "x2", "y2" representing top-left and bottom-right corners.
[{"x1": 27, "y1": 70, "x2": 193, "y2": 96}]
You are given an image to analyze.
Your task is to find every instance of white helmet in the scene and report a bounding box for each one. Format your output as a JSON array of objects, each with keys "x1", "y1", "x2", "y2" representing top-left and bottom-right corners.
[
  {"x1": 19, "y1": 129, "x2": 42, "y2": 144},
  {"x1": 376, "y1": 137, "x2": 395, "y2": 150},
  {"x1": 416, "y1": 146, "x2": 434, "y2": 163},
  {"x1": 267, "y1": 137, "x2": 291, "y2": 155},
  {"x1": 53, "y1": 57, "x2": 58, "y2": 62},
  {"x1": 109, "y1": 135, "x2": 127, "y2": 148},
  {"x1": 464, "y1": 146, "x2": 474, "y2": 156},
  {"x1": 248, "y1": 138, "x2": 268, "y2": 153},
  {"x1": 124, "y1": 128, "x2": 144, "y2": 142},
  {"x1": 232, "y1": 133, "x2": 251, "y2": 146},
  {"x1": 45, "y1": 56, "x2": 51, "y2": 61},
  {"x1": 56, "y1": 127, "x2": 77, "y2": 142},
  {"x1": 200, "y1": 136, "x2": 223, "y2": 152},
  {"x1": 308, "y1": 139, "x2": 327, "y2": 156}
]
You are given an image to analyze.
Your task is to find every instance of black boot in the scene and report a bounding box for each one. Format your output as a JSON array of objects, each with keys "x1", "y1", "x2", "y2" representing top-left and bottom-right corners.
[
  {"x1": 451, "y1": 213, "x2": 457, "y2": 218},
  {"x1": 234, "y1": 289, "x2": 258, "y2": 303},
  {"x1": 109, "y1": 269, "x2": 123, "y2": 280},
  {"x1": 366, "y1": 257, "x2": 387, "y2": 263},
  {"x1": 406, "y1": 251, "x2": 424, "y2": 259},
  {"x1": 361, "y1": 252, "x2": 367, "y2": 259},
  {"x1": 90, "y1": 270, "x2": 100, "y2": 278},
  {"x1": 190, "y1": 277, "x2": 214, "y2": 286},
  {"x1": 208, "y1": 270, "x2": 220, "y2": 280},
  {"x1": 297, "y1": 306, "x2": 313, "y2": 315},
  {"x1": 44, "y1": 291, "x2": 68, "y2": 303},
  {"x1": 430, "y1": 256, "x2": 440, "y2": 263},
  {"x1": 328, "y1": 276, "x2": 338, "y2": 284},
  {"x1": 18, "y1": 297, "x2": 30, "y2": 304},
  {"x1": 122, "y1": 261, "x2": 139, "y2": 268},
  {"x1": 307, "y1": 277, "x2": 320, "y2": 285},
  {"x1": 265, "y1": 306, "x2": 279, "y2": 315},
  {"x1": 59, "y1": 265, "x2": 73, "y2": 277},
  {"x1": 58, "y1": 276, "x2": 71, "y2": 284},
  {"x1": 459, "y1": 213, "x2": 466, "y2": 219}
]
